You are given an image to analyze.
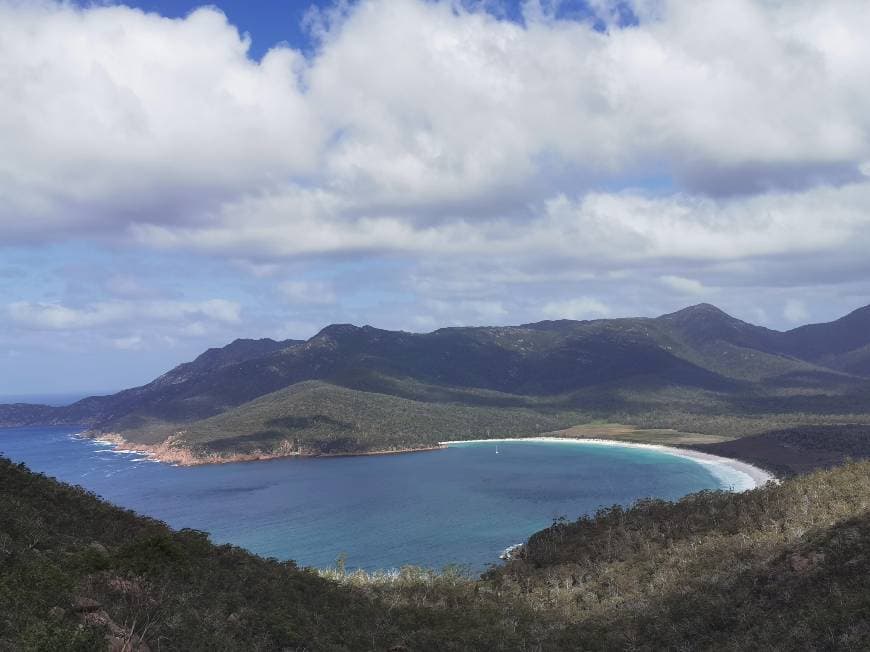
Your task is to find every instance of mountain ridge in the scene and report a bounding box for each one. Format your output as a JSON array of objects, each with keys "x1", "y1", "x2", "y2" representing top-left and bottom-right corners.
[{"x1": 2, "y1": 302, "x2": 870, "y2": 461}]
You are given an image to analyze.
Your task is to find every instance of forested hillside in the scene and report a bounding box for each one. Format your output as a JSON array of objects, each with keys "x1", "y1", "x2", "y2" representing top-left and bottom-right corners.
[{"x1": 3, "y1": 456, "x2": 870, "y2": 650}]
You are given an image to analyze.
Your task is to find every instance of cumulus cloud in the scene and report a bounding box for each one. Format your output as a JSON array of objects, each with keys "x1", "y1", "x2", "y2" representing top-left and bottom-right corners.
[
  {"x1": 0, "y1": 3, "x2": 319, "y2": 239},
  {"x1": 1, "y1": 0, "x2": 869, "y2": 258},
  {"x1": 2, "y1": 0, "x2": 870, "y2": 383},
  {"x1": 120, "y1": 180, "x2": 870, "y2": 269}
]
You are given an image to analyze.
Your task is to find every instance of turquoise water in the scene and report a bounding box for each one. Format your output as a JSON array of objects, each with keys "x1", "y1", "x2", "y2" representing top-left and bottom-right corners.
[{"x1": 0, "y1": 426, "x2": 726, "y2": 572}]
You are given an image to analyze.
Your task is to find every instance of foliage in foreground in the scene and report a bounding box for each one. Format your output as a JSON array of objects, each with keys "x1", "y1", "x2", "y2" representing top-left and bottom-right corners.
[{"x1": 3, "y1": 456, "x2": 870, "y2": 650}]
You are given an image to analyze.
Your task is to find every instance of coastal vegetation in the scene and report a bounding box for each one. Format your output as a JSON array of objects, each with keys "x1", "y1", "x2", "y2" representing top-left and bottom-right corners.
[
  {"x1": 3, "y1": 454, "x2": 870, "y2": 650},
  {"x1": 137, "y1": 381, "x2": 585, "y2": 460}
]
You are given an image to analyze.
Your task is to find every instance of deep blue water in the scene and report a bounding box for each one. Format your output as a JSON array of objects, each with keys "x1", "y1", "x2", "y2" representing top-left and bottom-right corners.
[{"x1": 0, "y1": 426, "x2": 726, "y2": 572}]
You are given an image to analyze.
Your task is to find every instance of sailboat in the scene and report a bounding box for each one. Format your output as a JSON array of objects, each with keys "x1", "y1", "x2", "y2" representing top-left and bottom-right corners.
[{"x1": 495, "y1": 443, "x2": 499, "y2": 455}]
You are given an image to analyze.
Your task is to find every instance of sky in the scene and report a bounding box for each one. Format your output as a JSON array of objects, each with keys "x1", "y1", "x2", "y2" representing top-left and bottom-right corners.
[{"x1": 2, "y1": 0, "x2": 870, "y2": 396}]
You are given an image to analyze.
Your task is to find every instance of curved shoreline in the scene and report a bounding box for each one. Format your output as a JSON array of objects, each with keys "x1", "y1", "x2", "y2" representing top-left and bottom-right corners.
[
  {"x1": 439, "y1": 437, "x2": 776, "y2": 492},
  {"x1": 76, "y1": 431, "x2": 775, "y2": 490}
]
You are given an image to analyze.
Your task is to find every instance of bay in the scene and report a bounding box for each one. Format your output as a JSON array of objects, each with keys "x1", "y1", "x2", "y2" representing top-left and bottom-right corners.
[{"x1": 0, "y1": 425, "x2": 726, "y2": 572}]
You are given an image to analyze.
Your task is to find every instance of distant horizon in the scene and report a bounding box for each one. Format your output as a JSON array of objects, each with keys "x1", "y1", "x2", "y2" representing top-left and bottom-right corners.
[{"x1": 0, "y1": 392, "x2": 109, "y2": 407}]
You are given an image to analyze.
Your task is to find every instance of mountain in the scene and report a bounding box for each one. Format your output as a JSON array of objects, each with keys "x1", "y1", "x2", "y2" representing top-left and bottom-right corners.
[
  {"x1": 2, "y1": 303, "x2": 870, "y2": 460},
  {"x1": 3, "y1": 453, "x2": 870, "y2": 650},
  {"x1": 658, "y1": 303, "x2": 782, "y2": 349},
  {"x1": 784, "y1": 305, "x2": 870, "y2": 374},
  {"x1": 0, "y1": 337, "x2": 303, "y2": 429}
]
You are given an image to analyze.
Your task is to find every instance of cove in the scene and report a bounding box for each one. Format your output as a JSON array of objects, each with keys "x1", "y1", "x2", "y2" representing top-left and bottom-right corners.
[{"x1": 2, "y1": 425, "x2": 735, "y2": 572}]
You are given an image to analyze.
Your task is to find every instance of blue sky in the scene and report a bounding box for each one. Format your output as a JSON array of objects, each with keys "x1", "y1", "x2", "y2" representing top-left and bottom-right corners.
[
  {"x1": 91, "y1": 0, "x2": 333, "y2": 58},
  {"x1": 2, "y1": 0, "x2": 870, "y2": 395},
  {"x1": 99, "y1": 1, "x2": 638, "y2": 58}
]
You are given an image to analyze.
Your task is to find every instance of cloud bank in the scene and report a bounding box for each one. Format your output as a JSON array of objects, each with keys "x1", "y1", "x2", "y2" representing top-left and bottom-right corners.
[
  {"x1": 1, "y1": 0, "x2": 869, "y2": 256},
  {"x1": 1, "y1": 0, "x2": 870, "y2": 391}
]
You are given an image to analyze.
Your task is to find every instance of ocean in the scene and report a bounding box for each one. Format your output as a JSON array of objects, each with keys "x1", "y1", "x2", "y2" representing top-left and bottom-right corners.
[{"x1": 0, "y1": 425, "x2": 729, "y2": 572}]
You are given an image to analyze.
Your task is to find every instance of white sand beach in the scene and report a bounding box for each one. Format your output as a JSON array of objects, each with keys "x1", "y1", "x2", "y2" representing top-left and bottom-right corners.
[{"x1": 440, "y1": 436, "x2": 776, "y2": 492}]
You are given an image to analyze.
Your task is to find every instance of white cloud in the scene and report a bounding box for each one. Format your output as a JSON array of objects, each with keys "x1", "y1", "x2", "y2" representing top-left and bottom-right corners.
[
  {"x1": 542, "y1": 298, "x2": 611, "y2": 320},
  {"x1": 7, "y1": 302, "x2": 128, "y2": 330},
  {"x1": 784, "y1": 299, "x2": 810, "y2": 324},
  {"x1": 536, "y1": 186, "x2": 870, "y2": 263},
  {"x1": 0, "y1": 3, "x2": 320, "y2": 239},
  {"x1": 2, "y1": 0, "x2": 870, "y2": 355},
  {"x1": 0, "y1": 0, "x2": 869, "y2": 257},
  {"x1": 659, "y1": 275, "x2": 708, "y2": 296},
  {"x1": 6, "y1": 299, "x2": 240, "y2": 331},
  {"x1": 126, "y1": 180, "x2": 870, "y2": 268}
]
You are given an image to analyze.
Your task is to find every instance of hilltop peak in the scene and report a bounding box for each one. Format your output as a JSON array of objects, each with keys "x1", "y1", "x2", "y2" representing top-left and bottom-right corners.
[
  {"x1": 656, "y1": 302, "x2": 782, "y2": 349},
  {"x1": 659, "y1": 303, "x2": 735, "y2": 321},
  {"x1": 313, "y1": 323, "x2": 362, "y2": 339}
]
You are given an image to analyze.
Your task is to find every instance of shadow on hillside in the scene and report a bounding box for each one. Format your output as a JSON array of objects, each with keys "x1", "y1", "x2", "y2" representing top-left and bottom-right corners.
[{"x1": 693, "y1": 424, "x2": 870, "y2": 476}]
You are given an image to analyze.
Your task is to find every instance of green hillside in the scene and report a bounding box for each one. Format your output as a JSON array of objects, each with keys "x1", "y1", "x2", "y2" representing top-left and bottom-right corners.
[
  {"x1": 489, "y1": 459, "x2": 870, "y2": 650},
  {"x1": 3, "y1": 455, "x2": 870, "y2": 650},
  {"x1": 177, "y1": 381, "x2": 585, "y2": 457},
  {"x1": 118, "y1": 377, "x2": 870, "y2": 465}
]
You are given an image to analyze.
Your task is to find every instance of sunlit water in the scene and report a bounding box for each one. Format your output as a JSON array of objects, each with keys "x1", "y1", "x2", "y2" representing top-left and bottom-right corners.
[{"x1": 1, "y1": 426, "x2": 728, "y2": 572}]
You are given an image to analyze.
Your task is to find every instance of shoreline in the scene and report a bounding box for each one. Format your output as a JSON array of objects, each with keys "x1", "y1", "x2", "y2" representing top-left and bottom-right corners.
[
  {"x1": 77, "y1": 431, "x2": 777, "y2": 489},
  {"x1": 440, "y1": 437, "x2": 776, "y2": 491},
  {"x1": 80, "y1": 432, "x2": 447, "y2": 466}
]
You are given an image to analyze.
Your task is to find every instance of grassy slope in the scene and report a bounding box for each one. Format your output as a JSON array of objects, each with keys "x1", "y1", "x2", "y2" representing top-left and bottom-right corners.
[
  {"x1": 175, "y1": 381, "x2": 586, "y2": 455},
  {"x1": 4, "y1": 455, "x2": 870, "y2": 650}
]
